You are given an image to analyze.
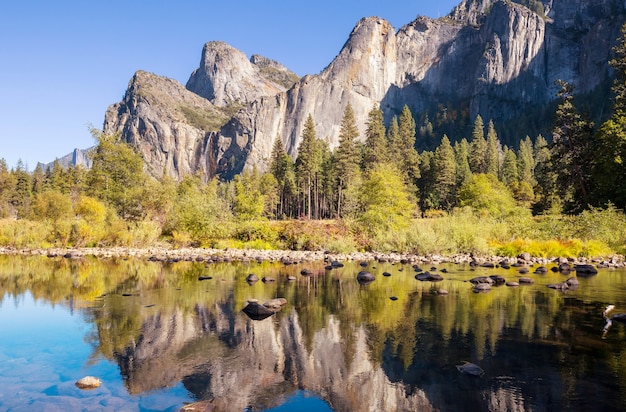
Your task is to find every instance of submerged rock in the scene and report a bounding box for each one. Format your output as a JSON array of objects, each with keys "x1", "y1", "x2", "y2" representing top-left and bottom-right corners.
[
  {"x1": 473, "y1": 283, "x2": 491, "y2": 293},
  {"x1": 75, "y1": 376, "x2": 102, "y2": 390}
]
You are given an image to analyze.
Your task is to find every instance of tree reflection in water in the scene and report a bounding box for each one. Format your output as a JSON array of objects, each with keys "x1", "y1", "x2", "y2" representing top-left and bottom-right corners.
[{"x1": 1, "y1": 255, "x2": 626, "y2": 411}]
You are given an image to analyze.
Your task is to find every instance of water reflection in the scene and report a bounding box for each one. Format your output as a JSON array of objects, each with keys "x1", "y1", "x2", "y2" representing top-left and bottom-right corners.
[{"x1": 1, "y1": 256, "x2": 626, "y2": 411}]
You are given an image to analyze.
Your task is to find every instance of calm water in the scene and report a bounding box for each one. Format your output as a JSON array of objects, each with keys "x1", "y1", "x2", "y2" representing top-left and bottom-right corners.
[{"x1": 1, "y1": 255, "x2": 626, "y2": 411}]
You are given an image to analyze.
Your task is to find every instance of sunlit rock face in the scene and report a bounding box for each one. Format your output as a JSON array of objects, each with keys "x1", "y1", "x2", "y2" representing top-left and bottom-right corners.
[
  {"x1": 103, "y1": 0, "x2": 626, "y2": 180},
  {"x1": 102, "y1": 71, "x2": 226, "y2": 180},
  {"x1": 186, "y1": 41, "x2": 298, "y2": 107}
]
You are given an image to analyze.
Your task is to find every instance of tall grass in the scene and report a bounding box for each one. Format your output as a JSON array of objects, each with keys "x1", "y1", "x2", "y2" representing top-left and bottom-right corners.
[{"x1": 0, "y1": 205, "x2": 623, "y2": 258}]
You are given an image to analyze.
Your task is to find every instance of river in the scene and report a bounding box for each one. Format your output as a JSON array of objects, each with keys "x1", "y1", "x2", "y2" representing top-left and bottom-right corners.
[{"x1": 0, "y1": 255, "x2": 625, "y2": 411}]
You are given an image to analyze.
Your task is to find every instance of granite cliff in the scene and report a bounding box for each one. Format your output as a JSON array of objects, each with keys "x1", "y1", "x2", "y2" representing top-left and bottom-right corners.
[{"x1": 103, "y1": 0, "x2": 626, "y2": 180}]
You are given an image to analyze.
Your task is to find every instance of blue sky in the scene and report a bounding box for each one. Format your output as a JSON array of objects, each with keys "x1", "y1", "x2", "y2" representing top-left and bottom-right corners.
[{"x1": 0, "y1": 1, "x2": 460, "y2": 169}]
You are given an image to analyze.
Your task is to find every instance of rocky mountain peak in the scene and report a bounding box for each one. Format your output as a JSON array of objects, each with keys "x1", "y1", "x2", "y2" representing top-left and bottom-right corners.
[
  {"x1": 185, "y1": 41, "x2": 299, "y2": 107},
  {"x1": 449, "y1": 0, "x2": 497, "y2": 25},
  {"x1": 104, "y1": 70, "x2": 229, "y2": 180}
]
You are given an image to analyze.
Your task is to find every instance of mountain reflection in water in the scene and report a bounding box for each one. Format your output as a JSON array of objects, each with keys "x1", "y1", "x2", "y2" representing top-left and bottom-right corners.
[{"x1": 1, "y1": 255, "x2": 626, "y2": 411}]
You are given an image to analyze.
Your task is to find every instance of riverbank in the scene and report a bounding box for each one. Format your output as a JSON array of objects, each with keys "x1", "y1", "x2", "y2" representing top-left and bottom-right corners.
[{"x1": 0, "y1": 246, "x2": 624, "y2": 268}]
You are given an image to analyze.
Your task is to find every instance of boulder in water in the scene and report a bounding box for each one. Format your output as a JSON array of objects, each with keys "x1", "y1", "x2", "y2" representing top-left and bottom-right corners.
[{"x1": 456, "y1": 362, "x2": 484, "y2": 376}]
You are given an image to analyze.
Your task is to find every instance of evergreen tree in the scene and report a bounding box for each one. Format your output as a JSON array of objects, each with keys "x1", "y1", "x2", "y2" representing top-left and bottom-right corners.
[
  {"x1": 593, "y1": 22, "x2": 626, "y2": 208},
  {"x1": 485, "y1": 120, "x2": 500, "y2": 177},
  {"x1": 550, "y1": 80, "x2": 595, "y2": 213},
  {"x1": 31, "y1": 164, "x2": 45, "y2": 195},
  {"x1": 295, "y1": 115, "x2": 321, "y2": 219},
  {"x1": 363, "y1": 105, "x2": 388, "y2": 169},
  {"x1": 398, "y1": 105, "x2": 421, "y2": 184},
  {"x1": 500, "y1": 147, "x2": 519, "y2": 188},
  {"x1": 469, "y1": 115, "x2": 487, "y2": 174},
  {"x1": 432, "y1": 135, "x2": 457, "y2": 210},
  {"x1": 453, "y1": 138, "x2": 472, "y2": 187},
  {"x1": 517, "y1": 136, "x2": 535, "y2": 186},
  {"x1": 335, "y1": 104, "x2": 362, "y2": 217},
  {"x1": 386, "y1": 116, "x2": 401, "y2": 160},
  {"x1": 533, "y1": 134, "x2": 559, "y2": 213},
  {"x1": 0, "y1": 159, "x2": 16, "y2": 218},
  {"x1": 11, "y1": 160, "x2": 32, "y2": 218},
  {"x1": 269, "y1": 136, "x2": 297, "y2": 218},
  {"x1": 417, "y1": 151, "x2": 435, "y2": 212}
]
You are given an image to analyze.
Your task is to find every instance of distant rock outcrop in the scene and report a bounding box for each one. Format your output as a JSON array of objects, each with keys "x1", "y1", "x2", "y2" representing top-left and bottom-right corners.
[{"x1": 45, "y1": 147, "x2": 93, "y2": 170}]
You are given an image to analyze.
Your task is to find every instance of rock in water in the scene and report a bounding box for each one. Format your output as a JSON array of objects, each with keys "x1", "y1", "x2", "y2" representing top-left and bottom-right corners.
[
  {"x1": 75, "y1": 376, "x2": 102, "y2": 389},
  {"x1": 575, "y1": 264, "x2": 598, "y2": 276},
  {"x1": 456, "y1": 362, "x2": 484, "y2": 377},
  {"x1": 263, "y1": 298, "x2": 287, "y2": 310},
  {"x1": 242, "y1": 302, "x2": 275, "y2": 321},
  {"x1": 357, "y1": 271, "x2": 375, "y2": 285}
]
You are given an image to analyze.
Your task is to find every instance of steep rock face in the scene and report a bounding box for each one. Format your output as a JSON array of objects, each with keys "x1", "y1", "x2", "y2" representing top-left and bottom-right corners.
[
  {"x1": 226, "y1": 0, "x2": 624, "y2": 174},
  {"x1": 221, "y1": 17, "x2": 398, "y2": 177},
  {"x1": 103, "y1": 0, "x2": 626, "y2": 180},
  {"x1": 186, "y1": 41, "x2": 299, "y2": 107},
  {"x1": 103, "y1": 70, "x2": 231, "y2": 180}
]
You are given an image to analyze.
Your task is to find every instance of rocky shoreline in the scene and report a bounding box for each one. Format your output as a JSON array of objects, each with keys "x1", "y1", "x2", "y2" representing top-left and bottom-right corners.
[{"x1": 0, "y1": 246, "x2": 624, "y2": 268}]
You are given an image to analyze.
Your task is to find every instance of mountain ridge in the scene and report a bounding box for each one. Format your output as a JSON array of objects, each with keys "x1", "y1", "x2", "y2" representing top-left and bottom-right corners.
[{"x1": 92, "y1": 0, "x2": 626, "y2": 180}]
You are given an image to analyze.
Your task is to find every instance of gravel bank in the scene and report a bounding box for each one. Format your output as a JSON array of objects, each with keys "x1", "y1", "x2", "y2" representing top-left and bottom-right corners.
[{"x1": 0, "y1": 246, "x2": 623, "y2": 268}]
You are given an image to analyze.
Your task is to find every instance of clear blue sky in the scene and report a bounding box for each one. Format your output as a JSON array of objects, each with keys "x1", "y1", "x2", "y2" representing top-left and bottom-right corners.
[{"x1": 0, "y1": 0, "x2": 460, "y2": 170}]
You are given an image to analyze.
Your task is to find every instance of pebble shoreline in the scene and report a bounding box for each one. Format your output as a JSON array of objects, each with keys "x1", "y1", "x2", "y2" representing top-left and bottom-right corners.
[{"x1": 0, "y1": 246, "x2": 624, "y2": 268}]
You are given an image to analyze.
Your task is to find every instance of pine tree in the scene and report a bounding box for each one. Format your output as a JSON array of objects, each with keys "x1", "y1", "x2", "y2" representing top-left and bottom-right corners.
[
  {"x1": 485, "y1": 120, "x2": 500, "y2": 177},
  {"x1": 417, "y1": 151, "x2": 435, "y2": 211},
  {"x1": 31, "y1": 163, "x2": 45, "y2": 195},
  {"x1": 398, "y1": 105, "x2": 421, "y2": 184},
  {"x1": 517, "y1": 136, "x2": 535, "y2": 186},
  {"x1": 295, "y1": 114, "x2": 321, "y2": 219},
  {"x1": 0, "y1": 159, "x2": 16, "y2": 218},
  {"x1": 593, "y1": 22, "x2": 626, "y2": 208},
  {"x1": 363, "y1": 105, "x2": 388, "y2": 169},
  {"x1": 11, "y1": 160, "x2": 32, "y2": 218},
  {"x1": 386, "y1": 116, "x2": 401, "y2": 160},
  {"x1": 335, "y1": 104, "x2": 362, "y2": 217},
  {"x1": 533, "y1": 134, "x2": 559, "y2": 213},
  {"x1": 269, "y1": 136, "x2": 296, "y2": 218},
  {"x1": 500, "y1": 147, "x2": 519, "y2": 188},
  {"x1": 550, "y1": 80, "x2": 594, "y2": 213},
  {"x1": 433, "y1": 135, "x2": 457, "y2": 210},
  {"x1": 453, "y1": 138, "x2": 472, "y2": 187},
  {"x1": 469, "y1": 115, "x2": 487, "y2": 174}
]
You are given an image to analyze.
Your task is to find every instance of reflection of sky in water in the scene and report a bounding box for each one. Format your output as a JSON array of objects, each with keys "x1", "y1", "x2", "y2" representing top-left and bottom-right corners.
[
  {"x1": 262, "y1": 391, "x2": 332, "y2": 411},
  {"x1": 0, "y1": 292, "x2": 192, "y2": 411}
]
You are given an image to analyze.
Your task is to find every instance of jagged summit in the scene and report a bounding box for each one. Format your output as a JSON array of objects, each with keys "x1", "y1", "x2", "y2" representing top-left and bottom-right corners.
[{"x1": 185, "y1": 41, "x2": 299, "y2": 107}]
